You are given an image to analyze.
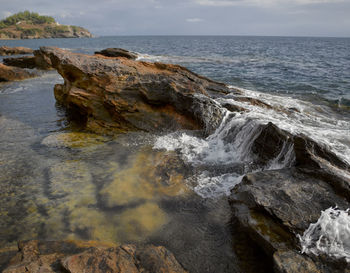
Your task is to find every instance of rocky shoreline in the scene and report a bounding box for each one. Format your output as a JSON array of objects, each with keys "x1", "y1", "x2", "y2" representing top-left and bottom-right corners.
[
  {"x1": 1, "y1": 240, "x2": 187, "y2": 273},
  {"x1": 0, "y1": 46, "x2": 349, "y2": 272}
]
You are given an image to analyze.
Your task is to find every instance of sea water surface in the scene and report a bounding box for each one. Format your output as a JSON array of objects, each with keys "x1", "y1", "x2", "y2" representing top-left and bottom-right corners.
[{"x1": 0, "y1": 36, "x2": 350, "y2": 272}]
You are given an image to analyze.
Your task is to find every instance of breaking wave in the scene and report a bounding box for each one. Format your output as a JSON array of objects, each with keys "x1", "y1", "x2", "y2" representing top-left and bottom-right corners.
[
  {"x1": 154, "y1": 86, "x2": 350, "y2": 198},
  {"x1": 299, "y1": 207, "x2": 350, "y2": 262}
]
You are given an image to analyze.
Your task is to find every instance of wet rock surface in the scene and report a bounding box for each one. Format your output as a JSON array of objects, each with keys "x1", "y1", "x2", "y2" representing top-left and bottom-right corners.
[
  {"x1": 95, "y1": 48, "x2": 138, "y2": 59},
  {"x1": 0, "y1": 63, "x2": 36, "y2": 82},
  {"x1": 1, "y1": 240, "x2": 187, "y2": 273},
  {"x1": 0, "y1": 46, "x2": 33, "y2": 56},
  {"x1": 37, "y1": 46, "x2": 229, "y2": 134},
  {"x1": 229, "y1": 121, "x2": 350, "y2": 273}
]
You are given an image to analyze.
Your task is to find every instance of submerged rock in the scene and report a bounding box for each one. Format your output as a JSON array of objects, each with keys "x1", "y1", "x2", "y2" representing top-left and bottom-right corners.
[
  {"x1": 0, "y1": 63, "x2": 36, "y2": 82},
  {"x1": 95, "y1": 48, "x2": 138, "y2": 60},
  {"x1": 0, "y1": 46, "x2": 33, "y2": 56},
  {"x1": 1, "y1": 240, "x2": 187, "y2": 273},
  {"x1": 37, "y1": 47, "x2": 229, "y2": 134}
]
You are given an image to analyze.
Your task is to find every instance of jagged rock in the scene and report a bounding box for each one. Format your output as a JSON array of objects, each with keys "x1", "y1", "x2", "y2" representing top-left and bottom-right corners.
[
  {"x1": 251, "y1": 122, "x2": 350, "y2": 173},
  {"x1": 0, "y1": 63, "x2": 36, "y2": 82},
  {"x1": 95, "y1": 48, "x2": 138, "y2": 59},
  {"x1": 0, "y1": 46, "x2": 33, "y2": 56},
  {"x1": 1, "y1": 240, "x2": 187, "y2": 273},
  {"x1": 251, "y1": 122, "x2": 293, "y2": 166},
  {"x1": 229, "y1": 167, "x2": 350, "y2": 273},
  {"x1": 231, "y1": 168, "x2": 349, "y2": 234},
  {"x1": 37, "y1": 47, "x2": 229, "y2": 134}
]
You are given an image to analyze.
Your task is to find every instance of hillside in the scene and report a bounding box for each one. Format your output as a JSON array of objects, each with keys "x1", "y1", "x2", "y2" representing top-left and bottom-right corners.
[{"x1": 0, "y1": 11, "x2": 92, "y2": 39}]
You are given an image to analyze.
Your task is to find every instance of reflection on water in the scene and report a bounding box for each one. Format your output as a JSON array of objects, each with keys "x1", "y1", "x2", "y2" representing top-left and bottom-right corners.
[{"x1": 0, "y1": 74, "x2": 239, "y2": 272}]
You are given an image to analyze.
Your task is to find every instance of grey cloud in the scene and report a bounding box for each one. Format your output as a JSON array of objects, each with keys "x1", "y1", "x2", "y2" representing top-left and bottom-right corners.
[{"x1": 0, "y1": 0, "x2": 348, "y2": 36}]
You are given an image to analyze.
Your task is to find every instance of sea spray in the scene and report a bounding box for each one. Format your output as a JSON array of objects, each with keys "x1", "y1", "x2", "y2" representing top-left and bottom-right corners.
[{"x1": 298, "y1": 207, "x2": 350, "y2": 262}]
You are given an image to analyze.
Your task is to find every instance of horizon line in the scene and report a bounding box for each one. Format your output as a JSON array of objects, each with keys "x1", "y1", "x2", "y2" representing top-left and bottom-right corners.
[{"x1": 93, "y1": 34, "x2": 350, "y2": 39}]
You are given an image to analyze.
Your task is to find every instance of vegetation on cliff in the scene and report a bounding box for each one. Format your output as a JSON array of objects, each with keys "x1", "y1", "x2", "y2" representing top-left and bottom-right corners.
[{"x1": 0, "y1": 11, "x2": 92, "y2": 39}]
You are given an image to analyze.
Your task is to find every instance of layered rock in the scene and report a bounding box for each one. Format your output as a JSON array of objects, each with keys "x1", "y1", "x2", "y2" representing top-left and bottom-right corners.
[
  {"x1": 0, "y1": 63, "x2": 36, "y2": 82},
  {"x1": 3, "y1": 49, "x2": 52, "y2": 70},
  {"x1": 37, "y1": 47, "x2": 229, "y2": 134},
  {"x1": 95, "y1": 48, "x2": 138, "y2": 60},
  {"x1": 229, "y1": 121, "x2": 350, "y2": 273},
  {"x1": 1, "y1": 240, "x2": 187, "y2": 273},
  {"x1": 0, "y1": 46, "x2": 33, "y2": 56}
]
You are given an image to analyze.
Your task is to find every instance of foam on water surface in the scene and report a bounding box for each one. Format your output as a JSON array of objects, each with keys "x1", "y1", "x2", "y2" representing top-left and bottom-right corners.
[
  {"x1": 154, "y1": 86, "x2": 350, "y2": 198},
  {"x1": 299, "y1": 207, "x2": 350, "y2": 262}
]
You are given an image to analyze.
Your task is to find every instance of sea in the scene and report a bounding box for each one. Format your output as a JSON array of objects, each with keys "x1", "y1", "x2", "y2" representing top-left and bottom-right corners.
[{"x1": 0, "y1": 36, "x2": 349, "y2": 272}]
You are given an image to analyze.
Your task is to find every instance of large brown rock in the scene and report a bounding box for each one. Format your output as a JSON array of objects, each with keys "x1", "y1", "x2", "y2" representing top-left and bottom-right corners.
[
  {"x1": 0, "y1": 63, "x2": 36, "y2": 82},
  {"x1": 1, "y1": 240, "x2": 187, "y2": 273},
  {"x1": 0, "y1": 46, "x2": 33, "y2": 56},
  {"x1": 37, "y1": 47, "x2": 229, "y2": 134}
]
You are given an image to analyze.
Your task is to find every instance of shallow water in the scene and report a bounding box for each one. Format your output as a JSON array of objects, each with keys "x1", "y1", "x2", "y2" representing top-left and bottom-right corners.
[
  {"x1": 0, "y1": 72, "x2": 241, "y2": 272},
  {"x1": 1, "y1": 36, "x2": 350, "y2": 271}
]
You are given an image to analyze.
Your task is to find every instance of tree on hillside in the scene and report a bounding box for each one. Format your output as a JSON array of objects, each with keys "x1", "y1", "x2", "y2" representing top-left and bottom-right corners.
[{"x1": 0, "y1": 11, "x2": 56, "y2": 28}]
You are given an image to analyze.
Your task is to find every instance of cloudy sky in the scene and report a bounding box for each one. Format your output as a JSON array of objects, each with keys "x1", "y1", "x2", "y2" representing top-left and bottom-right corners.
[{"x1": 0, "y1": 0, "x2": 349, "y2": 37}]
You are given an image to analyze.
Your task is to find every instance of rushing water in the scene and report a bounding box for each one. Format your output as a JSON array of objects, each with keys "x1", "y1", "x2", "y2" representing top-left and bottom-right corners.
[{"x1": 0, "y1": 36, "x2": 350, "y2": 272}]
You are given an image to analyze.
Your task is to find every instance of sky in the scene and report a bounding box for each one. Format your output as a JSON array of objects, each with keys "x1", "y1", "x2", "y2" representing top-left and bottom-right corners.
[{"x1": 0, "y1": 0, "x2": 349, "y2": 37}]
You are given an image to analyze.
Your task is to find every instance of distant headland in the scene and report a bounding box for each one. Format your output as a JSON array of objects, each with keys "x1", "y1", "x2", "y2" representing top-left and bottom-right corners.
[{"x1": 0, "y1": 11, "x2": 93, "y2": 39}]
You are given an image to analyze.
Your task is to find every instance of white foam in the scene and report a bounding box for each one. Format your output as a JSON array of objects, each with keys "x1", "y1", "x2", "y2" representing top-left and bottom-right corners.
[
  {"x1": 136, "y1": 54, "x2": 263, "y2": 65},
  {"x1": 225, "y1": 86, "x2": 350, "y2": 166},
  {"x1": 154, "y1": 86, "x2": 350, "y2": 198},
  {"x1": 193, "y1": 173, "x2": 243, "y2": 198},
  {"x1": 299, "y1": 207, "x2": 350, "y2": 263},
  {"x1": 154, "y1": 133, "x2": 209, "y2": 163}
]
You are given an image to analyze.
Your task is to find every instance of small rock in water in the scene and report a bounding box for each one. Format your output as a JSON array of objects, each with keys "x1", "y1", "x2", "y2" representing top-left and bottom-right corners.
[
  {"x1": 41, "y1": 132, "x2": 108, "y2": 149},
  {"x1": 95, "y1": 48, "x2": 138, "y2": 59},
  {"x1": 0, "y1": 46, "x2": 33, "y2": 56},
  {"x1": 0, "y1": 63, "x2": 36, "y2": 82}
]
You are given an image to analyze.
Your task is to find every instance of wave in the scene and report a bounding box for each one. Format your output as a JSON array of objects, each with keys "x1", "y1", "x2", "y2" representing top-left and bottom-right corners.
[
  {"x1": 136, "y1": 53, "x2": 267, "y2": 65},
  {"x1": 153, "y1": 86, "x2": 350, "y2": 198}
]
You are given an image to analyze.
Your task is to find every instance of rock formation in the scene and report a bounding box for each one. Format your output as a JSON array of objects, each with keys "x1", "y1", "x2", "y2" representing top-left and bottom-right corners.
[
  {"x1": 0, "y1": 46, "x2": 33, "y2": 56},
  {"x1": 229, "y1": 121, "x2": 350, "y2": 273},
  {"x1": 1, "y1": 240, "x2": 187, "y2": 273},
  {"x1": 37, "y1": 46, "x2": 230, "y2": 134},
  {"x1": 3, "y1": 49, "x2": 53, "y2": 70},
  {"x1": 95, "y1": 48, "x2": 138, "y2": 60},
  {"x1": 0, "y1": 63, "x2": 36, "y2": 82}
]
